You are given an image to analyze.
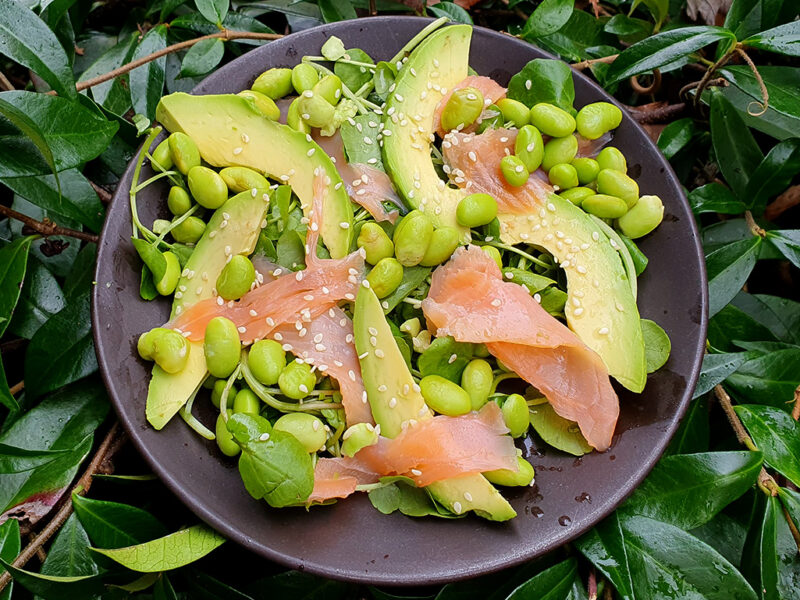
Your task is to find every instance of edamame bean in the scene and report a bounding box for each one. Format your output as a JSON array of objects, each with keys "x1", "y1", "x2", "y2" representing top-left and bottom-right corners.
[
  {"x1": 596, "y1": 169, "x2": 639, "y2": 208},
  {"x1": 252, "y1": 68, "x2": 294, "y2": 99},
  {"x1": 419, "y1": 375, "x2": 472, "y2": 416},
  {"x1": 596, "y1": 146, "x2": 627, "y2": 172},
  {"x1": 313, "y1": 74, "x2": 343, "y2": 105},
  {"x1": 548, "y1": 163, "x2": 579, "y2": 190},
  {"x1": 138, "y1": 328, "x2": 189, "y2": 373},
  {"x1": 502, "y1": 394, "x2": 529, "y2": 438},
  {"x1": 514, "y1": 125, "x2": 544, "y2": 172},
  {"x1": 399, "y1": 317, "x2": 421, "y2": 337},
  {"x1": 188, "y1": 166, "x2": 228, "y2": 210},
  {"x1": 571, "y1": 157, "x2": 600, "y2": 185},
  {"x1": 477, "y1": 104, "x2": 503, "y2": 133},
  {"x1": 168, "y1": 132, "x2": 200, "y2": 175},
  {"x1": 296, "y1": 93, "x2": 336, "y2": 128},
  {"x1": 481, "y1": 245, "x2": 503, "y2": 269},
  {"x1": 248, "y1": 340, "x2": 286, "y2": 386},
  {"x1": 393, "y1": 210, "x2": 433, "y2": 267},
  {"x1": 155, "y1": 251, "x2": 181, "y2": 295},
  {"x1": 581, "y1": 194, "x2": 628, "y2": 219},
  {"x1": 291, "y1": 63, "x2": 319, "y2": 94},
  {"x1": 441, "y1": 87, "x2": 484, "y2": 132},
  {"x1": 167, "y1": 186, "x2": 192, "y2": 216},
  {"x1": 238, "y1": 90, "x2": 280, "y2": 121},
  {"x1": 473, "y1": 343, "x2": 490, "y2": 358},
  {"x1": 500, "y1": 155, "x2": 529, "y2": 187},
  {"x1": 420, "y1": 226, "x2": 460, "y2": 266},
  {"x1": 341, "y1": 422, "x2": 379, "y2": 457},
  {"x1": 287, "y1": 98, "x2": 311, "y2": 134},
  {"x1": 138, "y1": 327, "x2": 168, "y2": 361},
  {"x1": 216, "y1": 255, "x2": 255, "y2": 300},
  {"x1": 357, "y1": 222, "x2": 394, "y2": 265},
  {"x1": 496, "y1": 98, "x2": 530, "y2": 127},
  {"x1": 273, "y1": 413, "x2": 327, "y2": 453},
  {"x1": 456, "y1": 193, "x2": 498, "y2": 228},
  {"x1": 219, "y1": 167, "x2": 269, "y2": 194},
  {"x1": 278, "y1": 360, "x2": 316, "y2": 399},
  {"x1": 559, "y1": 186, "x2": 595, "y2": 205},
  {"x1": 366, "y1": 257, "x2": 403, "y2": 298},
  {"x1": 530, "y1": 103, "x2": 576, "y2": 138},
  {"x1": 576, "y1": 102, "x2": 623, "y2": 140},
  {"x1": 461, "y1": 359, "x2": 493, "y2": 410},
  {"x1": 171, "y1": 216, "x2": 206, "y2": 244},
  {"x1": 204, "y1": 316, "x2": 241, "y2": 378},
  {"x1": 617, "y1": 194, "x2": 664, "y2": 239},
  {"x1": 541, "y1": 135, "x2": 579, "y2": 172},
  {"x1": 211, "y1": 379, "x2": 237, "y2": 409},
  {"x1": 151, "y1": 139, "x2": 173, "y2": 172},
  {"x1": 216, "y1": 412, "x2": 240, "y2": 457},
  {"x1": 484, "y1": 456, "x2": 535, "y2": 486},
  {"x1": 233, "y1": 389, "x2": 261, "y2": 415}
]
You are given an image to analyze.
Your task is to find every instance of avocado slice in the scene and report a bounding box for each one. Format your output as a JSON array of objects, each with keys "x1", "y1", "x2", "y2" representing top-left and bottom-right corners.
[
  {"x1": 156, "y1": 93, "x2": 353, "y2": 258},
  {"x1": 381, "y1": 25, "x2": 470, "y2": 237},
  {"x1": 146, "y1": 190, "x2": 268, "y2": 429},
  {"x1": 354, "y1": 286, "x2": 516, "y2": 521}
]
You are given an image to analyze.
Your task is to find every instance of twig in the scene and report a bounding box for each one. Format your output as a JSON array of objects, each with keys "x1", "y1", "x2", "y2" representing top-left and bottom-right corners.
[
  {"x1": 792, "y1": 385, "x2": 800, "y2": 421},
  {"x1": 765, "y1": 185, "x2": 800, "y2": 221},
  {"x1": 588, "y1": 568, "x2": 597, "y2": 600},
  {"x1": 90, "y1": 182, "x2": 113, "y2": 204},
  {"x1": 782, "y1": 503, "x2": 800, "y2": 555},
  {"x1": 369, "y1": 0, "x2": 377, "y2": 15},
  {"x1": 571, "y1": 55, "x2": 618, "y2": 71},
  {"x1": 0, "y1": 71, "x2": 14, "y2": 91},
  {"x1": 629, "y1": 69, "x2": 661, "y2": 95},
  {"x1": 0, "y1": 422, "x2": 124, "y2": 594},
  {"x1": 0, "y1": 205, "x2": 99, "y2": 244},
  {"x1": 8, "y1": 381, "x2": 23, "y2": 396},
  {"x1": 744, "y1": 210, "x2": 766, "y2": 237},
  {"x1": 714, "y1": 385, "x2": 758, "y2": 451},
  {"x1": 693, "y1": 49, "x2": 735, "y2": 108},
  {"x1": 735, "y1": 48, "x2": 769, "y2": 116},
  {"x1": 626, "y1": 102, "x2": 686, "y2": 124}
]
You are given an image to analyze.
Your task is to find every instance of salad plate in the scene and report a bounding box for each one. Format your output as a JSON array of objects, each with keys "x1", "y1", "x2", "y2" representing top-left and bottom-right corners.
[{"x1": 92, "y1": 16, "x2": 707, "y2": 586}]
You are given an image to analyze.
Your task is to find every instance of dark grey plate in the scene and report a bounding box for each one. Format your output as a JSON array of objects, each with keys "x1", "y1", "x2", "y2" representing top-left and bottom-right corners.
[{"x1": 92, "y1": 16, "x2": 708, "y2": 586}]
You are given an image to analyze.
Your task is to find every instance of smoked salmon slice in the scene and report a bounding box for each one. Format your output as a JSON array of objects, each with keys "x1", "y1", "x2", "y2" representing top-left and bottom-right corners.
[
  {"x1": 433, "y1": 75, "x2": 507, "y2": 137},
  {"x1": 421, "y1": 246, "x2": 619, "y2": 451}
]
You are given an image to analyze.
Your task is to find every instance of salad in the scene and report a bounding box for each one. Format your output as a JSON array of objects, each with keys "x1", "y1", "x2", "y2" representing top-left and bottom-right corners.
[{"x1": 129, "y1": 18, "x2": 670, "y2": 522}]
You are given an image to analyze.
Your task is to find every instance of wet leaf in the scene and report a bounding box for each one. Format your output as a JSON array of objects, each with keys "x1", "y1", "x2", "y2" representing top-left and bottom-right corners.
[
  {"x1": 657, "y1": 117, "x2": 695, "y2": 160},
  {"x1": 529, "y1": 402, "x2": 592, "y2": 456},
  {"x1": 694, "y1": 351, "x2": 759, "y2": 398},
  {"x1": 72, "y1": 494, "x2": 168, "y2": 549},
  {"x1": 319, "y1": 0, "x2": 358, "y2": 22},
  {"x1": 766, "y1": 229, "x2": 800, "y2": 270},
  {"x1": 667, "y1": 394, "x2": 709, "y2": 455},
  {"x1": 745, "y1": 138, "x2": 800, "y2": 215},
  {"x1": 39, "y1": 513, "x2": 99, "y2": 579},
  {"x1": 0, "y1": 95, "x2": 59, "y2": 184},
  {"x1": 735, "y1": 404, "x2": 800, "y2": 487},
  {"x1": 428, "y1": 2, "x2": 473, "y2": 25},
  {"x1": 130, "y1": 25, "x2": 168, "y2": 121},
  {"x1": 0, "y1": 519, "x2": 20, "y2": 600},
  {"x1": 0, "y1": 558, "x2": 105, "y2": 599},
  {"x1": 726, "y1": 349, "x2": 800, "y2": 407},
  {"x1": 705, "y1": 237, "x2": 762, "y2": 318},
  {"x1": 688, "y1": 183, "x2": 747, "y2": 215},
  {"x1": 507, "y1": 58, "x2": 575, "y2": 112},
  {"x1": 78, "y1": 32, "x2": 139, "y2": 115},
  {"x1": 724, "y1": 0, "x2": 784, "y2": 39},
  {"x1": 743, "y1": 20, "x2": 800, "y2": 57},
  {"x1": 522, "y1": 0, "x2": 574, "y2": 39},
  {"x1": 0, "y1": 236, "x2": 34, "y2": 340},
  {"x1": 505, "y1": 558, "x2": 577, "y2": 599},
  {"x1": 195, "y1": 0, "x2": 229, "y2": 24},
  {"x1": 180, "y1": 38, "x2": 225, "y2": 77},
  {"x1": 729, "y1": 293, "x2": 800, "y2": 346},
  {"x1": 0, "y1": 443, "x2": 68, "y2": 474}
]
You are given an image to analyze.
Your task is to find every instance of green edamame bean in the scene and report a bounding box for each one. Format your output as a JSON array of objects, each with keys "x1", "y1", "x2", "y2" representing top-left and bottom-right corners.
[
  {"x1": 137, "y1": 327, "x2": 169, "y2": 361},
  {"x1": 419, "y1": 375, "x2": 472, "y2": 416},
  {"x1": 576, "y1": 102, "x2": 623, "y2": 140},
  {"x1": 596, "y1": 169, "x2": 639, "y2": 208},
  {"x1": 216, "y1": 255, "x2": 256, "y2": 301},
  {"x1": 484, "y1": 456, "x2": 535, "y2": 486},
  {"x1": 420, "y1": 226, "x2": 460, "y2": 267},
  {"x1": 357, "y1": 222, "x2": 394, "y2": 265},
  {"x1": 248, "y1": 340, "x2": 286, "y2": 386},
  {"x1": 273, "y1": 413, "x2": 327, "y2": 453},
  {"x1": 399, "y1": 317, "x2": 421, "y2": 337},
  {"x1": 216, "y1": 412, "x2": 240, "y2": 457},
  {"x1": 278, "y1": 360, "x2": 316, "y2": 399},
  {"x1": 548, "y1": 163, "x2": 579, "y2": 190},
  {"x1": 287, "y1": 98, "x2": 311, "y2": 134},
  {"x1": 233, "y1": 389, "x2": 261, "y2": 415},
  {"x1": 617, "y1": 194, "x2": 664, "y2": 239},
  {"x1": 581, "y1": 194, "x2": 628, "y2": 219},
  {"x1": 456, "y1": 193, "x2": 498, "y2": 228},
  {"x1": 393, "y1": 210, "x2": 433, "y2": 267},
  {"x1": 366, "y1": 257, "x2": 403, "y2": 299},
  {"x1": 341, "y1": 422, "x2": 379, "y2": 457},
  {"x1": 496, "y1": 98, "x2": 530, "y2": 127},
  {"x1": 461, "y1": 359, "x2": 493, "y2": 410},
  {"x1": 237, "y1": 90, "x2": 281, "y2": 121},
  {"x1": 292, "y1": 63, "x2": 319, "y2": 94},
  {"x1": 155, "y1": 251, "x2": 181, "y2": 296},
  {"x1": 473, "y1": 343, "x2": 490, "y2": 358},
  {"x1": 500, "y1": 155, "x2": 529, "y2": 187},
  {"x1": 441, "y1": 87, "x2": 484, "y2": 132},
  {"x1": 168, "y1": 132, "x2": 200, "y2": 175},
  {"x1": 151, "y1": 139, "x2": 173, "y2": 172},
  {"x1": 252, "y1": 68, "x2": 294, "y2": 99},
  {"x1": 571, "y1": 157, "x2": 600, "y2": 185},
  {"x1": 476, "y1": 104, "x2": 503, "y2": 133},
  {"x1": 138, "y1": 328, "x2": 189, "y2": 373},
  {"x1": 541, "y1": 135, "x2": 579, "y2": 172},
  {"x1": 515, "y1": 125, "x2": 544, "y2": 172},
  {"x1": 187, "y1": 166, "x2": 228, "y2": 210},
  {"x1": 167, "y1": 186, "x2": 192, "y2": 216},
  {"x1": 211, "y1": 379, "x2": 237, "y2": 409},
  {"x1": 204, "y1": 316, "x2": 241, "y2": 378},
  {"x1": 481, "y1": 245, "x2": 503, "y2": 269},
  {"x1": 502, "y1": 394, "x2": 529, "y2": 438},
  {"x1": 559, "y1": 186, "x2": 595, "y2": 205},
  {"x1": 313, "y1": 74, "x2": 343, "y2": 105},
  {"x1": 530, "y1": 103, "x2": 576, "y2": 138},
  {"x1": 219, "y1": 167, "x2": 269, "y2": 194},
  {"x1": 171, "y1": 216, "x2": 206, "y2": 244},
  {"x1": 596, "y1": 146, "x2": 627, "y2": 173},
  {"x1": 296, "y1": 92, "x2": 336, "y2": 128}
]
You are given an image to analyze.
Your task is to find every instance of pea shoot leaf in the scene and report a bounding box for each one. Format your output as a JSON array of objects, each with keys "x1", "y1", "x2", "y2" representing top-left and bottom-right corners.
[
  {"x1": 529, "y1": 402, "x2": 592, "y2": 456},
  {"x1": 734, "y1": 404, "x2": 800, "y2": 487},
  {"x1": 507, "y1": 58, "x2": 575, "y2": 112},
  {"x1": 418, "y1": 336, "x2": 474, "y2": 383},
  {"x1": 641, "y1": 318, "x2": 670, "y2": 373}
]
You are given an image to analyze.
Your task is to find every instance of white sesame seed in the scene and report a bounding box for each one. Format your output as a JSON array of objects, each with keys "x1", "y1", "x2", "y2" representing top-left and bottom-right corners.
[
  {"x1": 411, "y1": 468, "x2": 422, "y2": 476},
  {"x1": 453, "y1": 501, "x2": 463, "y2": 513},
  {"x1": 375, "y1": 349, "x2": 385, "y2": 358},
  {"x1": 299, "y1": 384, "x2": 309, "y2": 393},
  {"x1": 464, "y1": 492, "x2": 473, "y2": 502},
  {"x1": 598, "y1": 327, "x2": 610, "y2": 335},
  {"x1": 491, "y1": 299, "x2": 502, "y2": 307},
  {"x1": 233, "y1": 147, "x2": 243, "y2": 155},
  {"x1": 448, "y1": 353, "x2": 457, "y2": 364},
  {"x1": 348, "y1": 370, "x2": 356, "y2": 382},
  {"x1": 259, "y1": 432, "x2": 270, "y2": 441}
]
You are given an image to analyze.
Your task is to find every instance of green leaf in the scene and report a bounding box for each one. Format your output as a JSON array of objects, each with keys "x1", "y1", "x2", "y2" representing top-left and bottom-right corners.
[
  {"x1": 341, "y1": 113, "x2": 384, "y2": 169},
  {"x1": 180, "y1": 38, "x2": 225, "y2": 77},
  {"x1": 507, "y1": 58, "x2": 575, "y2": 112},
  {"x1": 529, "y1": 402, "x2": 592, "y2": 456},
  {"x1": 667, "y1": 395, "x2": 709, "y2": 455},
  {"x1": 170, "y1": 12, "x2": 275, "y2": 46},
  {"x1": 0, "y1": 519, "x2": 21, "y2": 600},
  {"x1": 63, "y1": 243, "x2": 97, "y2": 300},
  {"x1": 0, "y1": 443, "x2": 68, "y2": 474},
  {"x1": 39, "y1": 513, "x2": 98, "y2": 579},
  {"x1": 621, "y1": 451, "x2": 763, "y2": 530},
  {"x1": 0, "y1": 236, "x2": 34, "y2": 339},
  {"x1": 735, "y1": 404, "x2": 800, "y2": 487},
  {"x1": 381, "y1": 265, "x2": 430, "y2": 313},
  {"x1": 72, "y1": 494, "x2": 168, "y2": 549},
  {"x1": 505, "y1": 558, "x2": 577, "y2": 599},
  {"x1": 657, "y1": 117, "x2": 695, "y2": 160},
  {"x1": 730, "y1": 293, "x2": 800, "y2": 346},
  {"x1": 725, "y1": 0, "x2": 786, "y2": 40},
  {"x1": 78, "y1": 32, "x2": 138, "y2": 115},
  {"x1": 604, "y1": 14, "x2": 652, "y2": 41},
  {"x1": 629, "y1": 0, "x2": 668, "y2": 31},
  {"x1": 335, "y1": 48, "x2": 374, "y2": 93},
  {"x1": 726, "y1": 349, "x2": 800, "y2": 407},
  {"x1": 244, "y1": 570, "x2": 352, "y2": 599},
  {"x1": 688, "y1": 183, "x2": 747, "y2": 215},
  {"x1": 745, "y1": 139, "x2": 800, "y2": 215},
  {"x1": 618, "y1": 235, "x2": 648, "y2": 276},
  {"x1": 7, "y1": 257, "x2": 64, "y2": 340},
  {"x1": 318, "y1": 0, "x2": 358, "y2": 22},
  {"x1": 130, "y1": 25, "x2": 168, "y2": 121},
  {"x1": 743, "y1": 20, "x2": 800, "y2": 57},
  {"x1": 522, "y1": 0, "x2": 574, "y2": 39},
  {"x1": 534, "y1": 9, "x2": 608, "y2": 62},
  {"x1": 694, "y1": 351, "x2": 759, "y2": 398},
  {"x1": 606, "y1": 26, "x2": 735, "y2": 85},
  {"x1": 321, "y1": 35, "x2": 347, "y2": 61},
  {"x1": 690, "y1": 510, "x2": 749, "y2": 567},
  {"x1": 418, "y1": 336, "x2": 473, "y2": 383},
  {"x1": 154, "y1": 573, "x2": 179, "y2": 600},
  {"x1": 131, "y1": 238, "x2": 167, "y2": 283},
  {"x1": 195, "y1": 0, "x2": 229, "y2": 24},
  {"x1": 0, "y1": 360, "x2": 18, "y2": 414},
  {"x1": 0, "y1": 559, "x2": 105, "y2": 600},
  {"x1": 0, "y1": 0, "x2": 76, "y2": 98},
  {"x1": 90, "y1": 524, "x2": 225, "y2": 572},
  {"x1": 428, "y1": 1, "x2": 473, "y2": 25},
  {"x1": 766, "y1": 229, "x2": 800, "y2": 270},
  {"x1": 706, "y1": 237, "x2": 762, "y2": 318},
  {"x1": 0, "y1": 96, "x2": 59, "y2": 184},
  {"x1": 641, "y1": 318, "x2": 670, "y2": 373},
  {"x1": 369, "y1": 477, "x2": 457, "y2": 519}
]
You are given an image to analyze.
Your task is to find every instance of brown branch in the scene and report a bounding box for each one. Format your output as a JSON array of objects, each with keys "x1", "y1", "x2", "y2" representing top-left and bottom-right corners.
[
  {"x1": 629, "y1": 69, "x2": 661, "y2": 95},
  {"x1": 8, "y1": 381, "x2": 23, "y2": 396},
  {"x1": 765, "y1": 185, "x2": 800, "y2": 221},
  {"x1": 626, "y1": 102, "x2": 687, "y2": 125},
  {"x1": 0, "y1": 205, "x2": 99, "y2": 244},
  {"x1": 0, "y1": 71, "x2": 14, "y2": 92},
  {"x1": 90, "y1": 182, "x2": 113, "y2": 204},
  {"x1": 745, "y1": 210, "x2": 766, "y2": 237},
  {"x1": 694, "y1": 49, "x2": 735, "y2": 107},
  {"x1": 0, "y1": 423, "x2": 124, "y2": 594},
  {"x1": 571, "y1": 54, "x2": 618, "y2": 71},
  {"x1": 735, "y1": 48, "x2": 769, "y2": 116},
  {"x1": 792, "y1": 385, "x2": 800, "y2": 421},
  {"x1": 782, "y1": 503, "x2": 800, "y2": 555},
  {"x1": 714, "y1": 385, "x2": 758, "y2": 451},
  {"x1": 588, "y1": 568, "x2": 597, "y2": 600}
]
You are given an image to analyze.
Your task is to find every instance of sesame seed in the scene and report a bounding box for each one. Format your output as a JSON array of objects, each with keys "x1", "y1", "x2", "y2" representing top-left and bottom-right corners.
[
  {"x1": 411, "y1": 468, "x2": 422, "y2": 476},
  {"x1": 464, "y1": 492, "x2": 473, "y2": 502},
  {"x1": 491, "y1": 299, "x2": 502, "y2": 307},
  {"x1": 249, "y1": 309, "x2": 258, "y2": 317},
  {"x1": 340, "y1": 222, "x2": 350, "y2": 229},
  {"x1": 315, "y1": 343, "x2": 326, "y2": 351},
  {"x1": 282, "y1": 344, "x2": 293, "y2": 351},
  {"x1": 389, "y1": 397, "x2": 397, "y2": 408},
  {"x1": 375, "y1": 349, "x2": 385, "y2": 358},
  {"x1": 598, "y1": 327, "x2": 609, "y2": 335},
  {"x1": 574, "y1": 308, "x2": 584, "y2": 316},
  {"x1": 299, "y1": 384, "x2": 309, "y2": 393},
  {"x1": 348, "y1": 370, "x2": 356, "y2": 382},
  {"x1": 233, "y1": 147, "x2": 243, "y2": 155},
  {"x1": 259, "y1": 432, "x2": 270, "y2": 441},
  {"x1": 453, "y1": 501, "x2": 463, "y2": 513},
  {"x1": 577, "y1": 265, "x2": 587, "y2": 274},
  {"x1": 448, "y1": 353, "x2": 457, "y2": 364},
  {"x1": 534, "y1": 293, "x2": 542, "y2": 303},
  {"x1": 362, "y1": 391, "x2": 368, "y2": 404}
]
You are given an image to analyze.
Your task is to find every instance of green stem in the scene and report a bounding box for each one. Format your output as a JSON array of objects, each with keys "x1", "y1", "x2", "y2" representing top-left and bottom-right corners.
[
  {"x1": 154, "y1": 204, "x2": 200, "y2": 247},
  {"x1": 180, "y1": 387, "x2": 216, "y2": 440},
  {"x1": 482, "y1": 241, "x2": 551, "y2": 269},
  {"x1": 219, "y1": 365, "x2": 241, "y2": 423},
  {"x1": 130, "y1": 127, "x2": 162, "y2": 240},
  {"x1": 491, "y1": 372, "x2": 520, "y2": 395},
  {"x1": 135, "y1": 169, "x2": 181, "y2": 193},
  {"x1": 241, "y1": 356, "x2": 342, "y2": 412}
]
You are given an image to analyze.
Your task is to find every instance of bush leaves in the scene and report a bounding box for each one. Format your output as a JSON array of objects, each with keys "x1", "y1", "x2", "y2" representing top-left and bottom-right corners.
[{"x1": 734, "y1": 405, "x2": 800, "y2": 486}]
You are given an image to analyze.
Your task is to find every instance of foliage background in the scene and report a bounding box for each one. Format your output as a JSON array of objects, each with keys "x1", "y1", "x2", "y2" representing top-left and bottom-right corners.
[{"x1": 1, "y1": 0, "x2": 799, "y2": 597}]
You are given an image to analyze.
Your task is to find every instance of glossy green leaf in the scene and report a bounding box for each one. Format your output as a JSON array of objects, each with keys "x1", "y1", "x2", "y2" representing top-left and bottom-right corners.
[
  {"x1": 535, "y1": 9, "x2": 608, "y2": 62},
  {"x1": 689, "y1": 510, "x2": 749, "y2": 567},
  {"x1": 428, "y1": 1, "x2": 473, "y2": 25},
  {"x1": 0, "y1": 360, "x2": 16, "y2": 414},
  {"x1": 369, "y1": 477, "x2": 457, "y2": 519},
  {"x1": 743, "y1": 20, "x2": 800, "y2": 57},
  {"x1": 180, "y1": 38, "x2": 225, "y2": 77},
  {"x1": 418, "y1": 336, "x2": 473, "y2": 383},
  {"x1": 381, "y1": 265, "x2": 430, "y2": 313},
  {"x1": 318, "y1": 0, "x2": 357, "y2": 22},
  {"x1": 694, "y1": 351, "x2": 759, "y2": 398},
  {"x1": 529, "y1": 402, "x2": 592, "y2": 456},
  {"x1": 505, "y1": 558, "x2": 577, "y2": 599},
  {"x1": 629, "y1": 0, "x2": 667, "y2": 30},
  {"x1": 725, "y1": 0, "x2": 786, "y2": 40},
  {"x1": 735, "y1": 404, "x2": 800, "y2": 486},
  {"x1": 507, "y1": 58, "x2": 575, "y2": 112},
  {"x1": 766, "y1": 230, "x2": 800, "y2": 270},
  {"x1": 195, "y1": 0, "x2": 229, "y2": 24},
  {"x1": 0, "y1": 443, "x2": 68, "y2": 474},
  {"x1": 169, "y1": 12, "x2": 275, "y2": 46},
  {"x1": 72, "y1": 494, "x2": 168, "y2": 549},
  {"x1": 657, "y1": 117, "x2": 694, "y2": 160},
  {"x1": 705, "y1": 237, "x2": 762, "y2": 318},
  {"x1": 245, "y1": 570, "x2": 351, "y2": 599},
  {"x1": 78, "y1": 32, "x2": 138, "y2": 115},
  {"x1": 130, "y1": 25, "x2": 168, "y2": 121},
  {"x1": 730, "y1": 293, "x2": 800, "y2": 346},
  {"x1": 63, "y1": 243, "x2": 97, "y2": 300},
  {"x1": 0, "y1": 519, "x2": 20, "y2": 600},
  {"x1": 522, "y1": 0, "x2": 575, "y2": 39},
  {"x1": 726, "y1": 349, "x2": 800, "y2": 407},
  {"x1": 39, "y1": 513, "x2": 98, "y2": 579},
  {"x1": 154, "y1": 573, "x2": 179, "y2": 600},
  {"x1": 745, "y1": 139, "x2": 800, "y2": 215},
  {"x1": 618, "y1": 235, "x2": 648, "y2": 276},
  {"x1": 641, "y1": 318, "x2": 670, "y2": 373},
  {"x1": 0, "y1": 236, "x2": 34, "y2": 340},
  {"x1": 667, "y1": 395, "x2": 709, "y2": 455},
  {"x1": 90, "y1": 524, "x2": 225, "y2": 572},
  {"x1": 688, "y1": 183, "x2": 746, "y2": 215},
  {"x1": 7, "y1": 256, "x2": 66, "y2": 339},
  {"x1": 0, "y1": 558, "x2": 105, "y2": 599},
  {"x1": 604, "y1": 14, "x2": 652, "y2": 40},
  {"x1": 0, "y1": 95, "x2": 58, "y2": 184},
  {"x1": 335, "y1": 48, "x2": 373, "y2": 93}
]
